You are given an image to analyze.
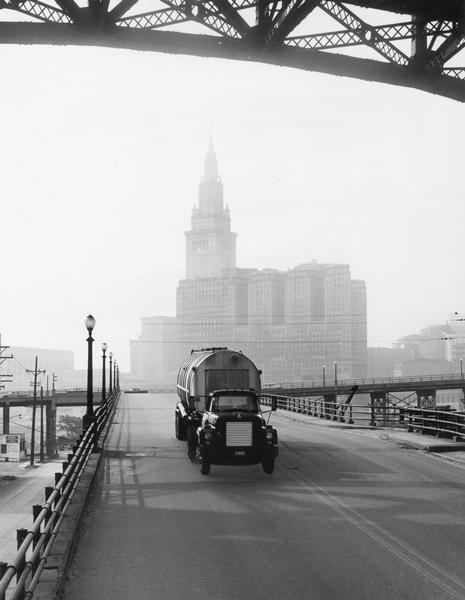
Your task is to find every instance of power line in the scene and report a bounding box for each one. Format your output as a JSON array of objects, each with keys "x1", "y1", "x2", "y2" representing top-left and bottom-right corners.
[{"x1": 12, "y1": 356, "x2": 29, "y2": 371}]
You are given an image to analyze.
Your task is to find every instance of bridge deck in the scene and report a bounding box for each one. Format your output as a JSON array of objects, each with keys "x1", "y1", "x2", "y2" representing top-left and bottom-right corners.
[{"x1": 61, "y1": 392, "x2": 465, "y2": 600}]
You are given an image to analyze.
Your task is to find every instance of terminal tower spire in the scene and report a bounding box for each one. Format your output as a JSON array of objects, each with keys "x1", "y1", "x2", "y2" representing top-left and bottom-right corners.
[{"x1": 185, "y1": 141, "x2": 237, "y2": 279}]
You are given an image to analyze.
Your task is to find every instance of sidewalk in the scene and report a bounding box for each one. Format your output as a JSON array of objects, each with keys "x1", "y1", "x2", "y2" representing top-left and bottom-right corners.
[{"x1": 277, "y1": 409, "x2": 465, "y2": 453}]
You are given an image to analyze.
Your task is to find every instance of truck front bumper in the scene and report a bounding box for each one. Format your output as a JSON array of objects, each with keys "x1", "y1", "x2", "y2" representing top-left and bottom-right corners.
[{"x1": 199, "y1": 441, "x2": 278, "y2": 466}]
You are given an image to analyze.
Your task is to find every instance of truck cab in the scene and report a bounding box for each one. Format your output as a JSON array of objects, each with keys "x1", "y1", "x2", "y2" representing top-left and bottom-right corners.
[{"x1": 187, "y1": 389, "x2": 278, "y2": 475}]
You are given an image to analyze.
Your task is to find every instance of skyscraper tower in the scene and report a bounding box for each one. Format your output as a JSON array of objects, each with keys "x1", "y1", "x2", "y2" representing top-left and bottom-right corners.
[{"x1": 185, "y1": 140, "x2": 237, "y2": 279}]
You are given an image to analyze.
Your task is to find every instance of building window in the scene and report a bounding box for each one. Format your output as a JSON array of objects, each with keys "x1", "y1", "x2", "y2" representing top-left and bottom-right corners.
[{"x1": 193, "y1": 240, "x2": 209, "y2": 251}]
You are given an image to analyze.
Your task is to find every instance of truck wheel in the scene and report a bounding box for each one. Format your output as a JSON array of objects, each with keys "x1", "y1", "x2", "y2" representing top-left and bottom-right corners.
[
  {"x1": 187, "y1": 426, "x2": 197, "y2": 462},
  {"x1": 175, "y1": 413, "x2": 187, "y2": 441},
  {"x1": 200, "y1": 458, "x2": 211, "y2": 475},
  {"x1": 262, "y1": 458, "x2": 275, "y2": 475}
]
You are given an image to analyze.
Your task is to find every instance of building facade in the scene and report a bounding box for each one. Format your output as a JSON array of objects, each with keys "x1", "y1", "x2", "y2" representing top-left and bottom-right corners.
[
  {"x1": 185, "y1": 139, "x2": 237, "y2": 280},
  {"x1": 130, "y1": 316, "x2": 177, "y2": 386},
  {"x1": 4, "y1": 347, "x2": 74, "y2": 392}
]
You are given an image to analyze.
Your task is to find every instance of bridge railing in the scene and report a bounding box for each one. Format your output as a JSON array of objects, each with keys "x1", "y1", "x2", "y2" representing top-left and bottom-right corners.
[
  {"x1": 263, "y1": 372, "x2": 465, "y2": 389},
  {"x1": 401, "y1": 407, "x2": 465, "y2": 440},
  {"x1": 0, "y1": 390, "x2": 120, "y2": 600},
  {"x1": 261, "y1": 394, "x2": 398, "y2": 426},
  {"x1": 261, "y1": 394, "x2": 465, "y2": 439},
  {"x1": 1, "y1": 388, "x2": 105, "y2": 399}
]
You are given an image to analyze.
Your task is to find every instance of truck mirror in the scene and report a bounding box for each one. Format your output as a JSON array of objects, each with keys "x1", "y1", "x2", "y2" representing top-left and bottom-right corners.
[{"x1": 271, "y1": 398, "x2": 278, "y2": 411}]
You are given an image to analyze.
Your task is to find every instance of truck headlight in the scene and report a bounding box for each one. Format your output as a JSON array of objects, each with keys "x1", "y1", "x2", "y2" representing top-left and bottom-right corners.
[
  {"x1": 204, "y1": 430, "x2": 212, "y2": 441},
  {"x1": 266, "y1": 431, "x2": 273, "y2": 440}
]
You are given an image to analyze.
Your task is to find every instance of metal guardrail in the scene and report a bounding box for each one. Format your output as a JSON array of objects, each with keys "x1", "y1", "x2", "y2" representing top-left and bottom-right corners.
[
  {"x1": 0, "y1": 390, "x2": 120, "y2": 600},
  {"x1": 401, "y1": 407, "x2": 465, "y2": 440},
  {"x1": 261, "y1": 394, "x2": 465, "y2": 440},
  {"x1": 261, "y1": 394, "x2": 394, "y2": 426},
  {"x1": 1, "y1": 388, "x2": 103, "y2": 398}
]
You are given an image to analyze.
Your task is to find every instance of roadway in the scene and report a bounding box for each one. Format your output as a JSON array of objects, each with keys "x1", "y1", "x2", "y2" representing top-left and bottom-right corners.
[
  {"x1": 0, "y1": 460, "x2": 63, "y2": 565},
  {"x1": 63, "y1": 393, "x2": 465, "y2": 600}
]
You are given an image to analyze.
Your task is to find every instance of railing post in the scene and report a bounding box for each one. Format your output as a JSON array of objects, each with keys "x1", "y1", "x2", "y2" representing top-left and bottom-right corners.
[
  {"x1": 54, "y1": 472, "x2": 62, "y2": 504},
  {"x1": 16, "y1": 528, "x2": 28, "y2": 587},
  {"x1": 370, "y1": 395, "x2": 376, "y2": 427},
  {"x1": 0, "y1": 562, "x2": 7, "y2": 600},
  {"x1": 44, "y1": 486, "x2": 54, "y2": 549},
  {"x1": 32, "y1": 504, "x2": 42, "y2": 574}
]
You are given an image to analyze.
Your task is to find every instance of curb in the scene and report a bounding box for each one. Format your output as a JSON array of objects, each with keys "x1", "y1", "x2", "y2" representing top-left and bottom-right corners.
[
  {"x1": 33, "y1": 396, "x2": 120, "y2": 600},
  {"x1": 278, "y1": 410, "x2": 377, "y2": 430},
  {"x1": 381, "y1": 433, "x2": 465, "y2": 453},
  {"x1": 33, "y1": 454, "x2": 102, "y2": 600}
]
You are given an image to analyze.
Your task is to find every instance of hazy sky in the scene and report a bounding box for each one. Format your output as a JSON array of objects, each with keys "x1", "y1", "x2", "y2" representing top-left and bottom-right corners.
[{"x1": 1, "y1": 40, "x2": 464, "y2": 371}]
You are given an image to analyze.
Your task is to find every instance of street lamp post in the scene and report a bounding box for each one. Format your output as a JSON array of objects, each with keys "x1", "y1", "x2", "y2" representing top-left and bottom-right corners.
[
  {"x1": 109, "y1": 352, "x2": 113, "y2": 395},
  {"x1": 83, "y1": 314, "x2": 96, "y2": 434},
  {"x1": 333, "y1": 361, "x2": 338, "y2": 419},
  {"x1": 102, "y1": 343, "x2": 107, "y2": 403},
  {"x1": 114, "y1": 360, "x2": 117, "y2": 392},
  {"x1": 322, "y1": 365, "x2": 326, "y2": 387}
]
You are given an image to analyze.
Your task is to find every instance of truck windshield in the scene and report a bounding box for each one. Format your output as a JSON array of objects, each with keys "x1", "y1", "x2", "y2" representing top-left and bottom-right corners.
[{"x1": 211, "y1": 395, "x2": 258, "y2": 412}]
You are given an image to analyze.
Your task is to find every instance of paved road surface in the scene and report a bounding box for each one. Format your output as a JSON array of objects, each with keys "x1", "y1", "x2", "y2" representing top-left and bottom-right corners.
[
  {"x1": 63, "y1": 393, "x2": 465, "y2": 600},
  {"x1": 0, "y1": 460, "x2": 62, "y2": 564}
]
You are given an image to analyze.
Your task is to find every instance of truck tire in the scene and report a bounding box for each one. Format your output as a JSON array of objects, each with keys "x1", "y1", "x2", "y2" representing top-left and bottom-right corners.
[
  {"x1": 200, "y1": 458, "x2": 211, "y2": 475},
  {"x1": 262, "y1": 457, "x2": 275, "y2": 475},
  {"x1": 175, "y1": 413, "x2": 187, "y2": 441},
  {"x1": 187, "y1": 426, "x2": 198, "y2": 462}
]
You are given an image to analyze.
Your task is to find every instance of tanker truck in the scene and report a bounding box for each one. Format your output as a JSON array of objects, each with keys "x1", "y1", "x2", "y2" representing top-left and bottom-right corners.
[{"x1": 175, "y1": 347, "x2": 278, "y2": 475}]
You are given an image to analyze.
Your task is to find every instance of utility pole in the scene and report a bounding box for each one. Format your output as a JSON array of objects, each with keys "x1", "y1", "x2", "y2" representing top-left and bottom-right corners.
[
  {"x1": 26, "y1": 356, "x2": 45, "y2": 468},
  {"x1": 40, "y1": 386, "x2": 44, "y2": 462},
  {"x1": 0, "y1": 334, "x2": 13, "y2": 389}
]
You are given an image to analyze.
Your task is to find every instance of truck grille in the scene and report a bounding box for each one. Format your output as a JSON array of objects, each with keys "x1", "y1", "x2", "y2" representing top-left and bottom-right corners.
[{"x1": 226, "y1": 422, "x2": 253, "y2": 447}]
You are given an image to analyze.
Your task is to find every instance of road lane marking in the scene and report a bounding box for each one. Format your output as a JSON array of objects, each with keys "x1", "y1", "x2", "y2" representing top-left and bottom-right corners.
[{"x1": 281, "y1": 457, "x2": 465, "y2": 600}]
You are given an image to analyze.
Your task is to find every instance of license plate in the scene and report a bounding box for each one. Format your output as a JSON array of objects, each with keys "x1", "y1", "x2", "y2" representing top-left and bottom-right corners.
[{"x1": 234, "y1": 450, "x2": 246, "y2": 456}]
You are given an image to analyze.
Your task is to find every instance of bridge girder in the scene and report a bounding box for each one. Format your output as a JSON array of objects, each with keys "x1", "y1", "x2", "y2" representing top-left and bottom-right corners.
[{"x1": 0, "y1": 1, "x2": 464, "y2": 102}]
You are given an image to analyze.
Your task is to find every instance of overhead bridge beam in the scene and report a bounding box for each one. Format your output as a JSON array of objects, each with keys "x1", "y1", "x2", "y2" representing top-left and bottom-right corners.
[
  {"x1": 0, "y1": 22, "x2": 464, "y2": 102},
  {"x1": 342, "y1": 0, "x2": 462, "y2": 22}
]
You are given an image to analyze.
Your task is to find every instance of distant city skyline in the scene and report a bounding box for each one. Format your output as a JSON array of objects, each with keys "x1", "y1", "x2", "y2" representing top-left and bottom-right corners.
[
  {"x1": 130, "y1": 143, "x2": 464, "y2": 385},
  {"x1": 1, "y1": 46, "x2": 463, "y2": 371}
]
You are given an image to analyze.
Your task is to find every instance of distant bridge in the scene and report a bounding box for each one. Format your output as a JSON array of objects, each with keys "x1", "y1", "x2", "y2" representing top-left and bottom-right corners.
[
  {"x1": 0, "y1": 390, "x2": 98, "y2": 457},
  {"x1": 264, "y1": 372, "x2": 465, "y2": 408},
  {"x1": 1, "y1": 1, "x2": 465, "y2": 101}
]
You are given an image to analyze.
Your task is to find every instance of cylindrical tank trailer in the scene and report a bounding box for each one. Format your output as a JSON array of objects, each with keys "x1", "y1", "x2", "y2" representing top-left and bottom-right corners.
[{"x1": 175, "y1": 347, "x2": 278, "y2": 475}]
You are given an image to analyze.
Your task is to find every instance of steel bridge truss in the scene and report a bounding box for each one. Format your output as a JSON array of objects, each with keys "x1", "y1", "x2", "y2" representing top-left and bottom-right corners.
[{"x1": 1, "y1": 0, "x2": 465, "y2": 101}]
